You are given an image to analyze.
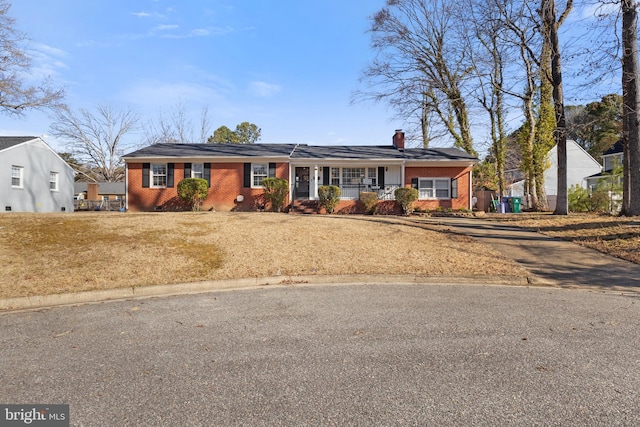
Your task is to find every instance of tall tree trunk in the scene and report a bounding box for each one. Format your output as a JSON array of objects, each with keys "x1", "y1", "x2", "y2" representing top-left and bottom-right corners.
[
  {"x1": 542, "y1": 0, "x2": 569, "y2": 215},
  {"x1": 421, "y1": 94, "x2": 430, "y2": 148},
  {"x1": 622, "y1": 0, "x2": 640, "y2": 216}
]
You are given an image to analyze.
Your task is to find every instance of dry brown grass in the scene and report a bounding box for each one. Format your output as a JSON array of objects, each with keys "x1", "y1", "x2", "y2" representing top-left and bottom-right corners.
[
  {"x1": 488, "y1": 213, "x2": 640, "y2": 265},
  {"x1": 0, "y1": 212, "x2": 523, "y2": 299}
]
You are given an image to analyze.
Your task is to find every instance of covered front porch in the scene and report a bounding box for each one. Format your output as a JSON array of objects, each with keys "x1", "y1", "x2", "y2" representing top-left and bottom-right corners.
[{"x1": 289, "y1": 163, "x2": 403, "y2": 201}]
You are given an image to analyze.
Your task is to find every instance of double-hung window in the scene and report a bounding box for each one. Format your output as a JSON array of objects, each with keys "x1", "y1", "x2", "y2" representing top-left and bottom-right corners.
[
  {"x1": 418, "y1": 178, "x2": 450, "y2": 199},
  {"x1": 49, "y1": 172, "x2": 59, "y2": 191},
  {"x1": 330, "y1": 168, "x2": 340, "y2": 186},
  {"x1": 367, "y1": 167, "x2": 377, "y2": 187},
  {"x1": 151, "y1": 164, "x2": 167, "y2": 187},
  {"x1": 191, "y1": 163, "x2": 204, "y2": 179},
  {"x1": 252, "y1": 163, "x2": 268, "y2": 187},
  {"x1": 342, "y1": 167, "x2": 366, "y2": 185},
  {"x1": 11, "y1": 166, "x2": 23, "y2": 188}
]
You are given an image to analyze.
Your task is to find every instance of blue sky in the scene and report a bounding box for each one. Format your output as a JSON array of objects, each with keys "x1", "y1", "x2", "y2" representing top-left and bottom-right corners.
[
  {"x1": 2, "y1": 0, "x2": 623, "y2": 155},
  {"x1": 3, "y1": 0, "x2": 403, "y2": 151}
]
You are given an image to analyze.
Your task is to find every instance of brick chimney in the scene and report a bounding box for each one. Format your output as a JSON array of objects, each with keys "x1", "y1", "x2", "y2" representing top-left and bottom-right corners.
[
  {"x1": 87, "y1": 182, "x2": 99, "y2": 200},
  {"x1": 392, "y1": 129, "x2": 405, "y2": 151}
]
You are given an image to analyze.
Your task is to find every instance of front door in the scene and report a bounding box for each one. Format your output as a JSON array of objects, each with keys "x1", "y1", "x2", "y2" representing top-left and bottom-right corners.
[{"x1": 295, "y1": 167, "x2": 310, "y2": 199}]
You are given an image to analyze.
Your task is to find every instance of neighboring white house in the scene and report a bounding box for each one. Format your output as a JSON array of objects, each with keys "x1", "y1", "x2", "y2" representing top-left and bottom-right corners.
[
  {"x1": 585, "y1": 140, "x2": 623, "y2": 192},
  {"x1": 509, "y1": 139, "x2": 602, "y2": 211},
  {"x1": 0, "y1": 136, "x2": 75, "y2": 213}
]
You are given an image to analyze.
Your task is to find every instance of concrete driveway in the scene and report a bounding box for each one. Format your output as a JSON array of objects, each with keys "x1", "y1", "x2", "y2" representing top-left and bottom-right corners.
[
  {"x1": 1, "y1": 284, "x2": 639, "y2": 426},
  {"x1": 417, "y1": 216, "x2": 640, "y2": 292}
]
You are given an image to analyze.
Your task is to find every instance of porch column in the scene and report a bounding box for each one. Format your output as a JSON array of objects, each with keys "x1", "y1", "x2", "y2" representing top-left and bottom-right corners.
[{"x1": 313, "y1": 164, "x2": 319, "y2": 200}]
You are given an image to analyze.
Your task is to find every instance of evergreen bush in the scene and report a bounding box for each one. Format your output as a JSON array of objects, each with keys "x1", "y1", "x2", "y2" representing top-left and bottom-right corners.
[
  {"x1": 359, "y1": 192, "x2": 379, "y2": 215},
  {"x1": 394, "y1": 187, "x2": 419, "y2": 215},
  {"x1": 262, "y1": 177, "x2": 289, "y2": 212},
  {"x1": 177, "y1": 178, "x2": 209, "y2": 211},
  {"x1": 318, "y1": 185, "x2": 341, "y2": 214}
]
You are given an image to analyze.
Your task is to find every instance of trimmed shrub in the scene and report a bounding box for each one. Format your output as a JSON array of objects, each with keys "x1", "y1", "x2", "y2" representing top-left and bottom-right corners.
[
  {"x1": 318, "y1": 185, "x2": 341, "y2": 214},
  {"x1": 262, "y1": 177, "x2": 289, "y2": 212},
  {"x1": 359, "y1": 192, "x2": 379, "y2": 215},
  {"x1": 394, "y1": 187, "x2": 419, "y2": 215},
  {"x1": 177, "y1": 178, "x2": 209, "y2": 211}
]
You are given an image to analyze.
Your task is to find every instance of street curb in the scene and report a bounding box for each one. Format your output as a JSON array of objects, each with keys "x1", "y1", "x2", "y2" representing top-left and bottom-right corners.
[{"x1": 0, "y1": 274, "x2": 542, "y2": 313}]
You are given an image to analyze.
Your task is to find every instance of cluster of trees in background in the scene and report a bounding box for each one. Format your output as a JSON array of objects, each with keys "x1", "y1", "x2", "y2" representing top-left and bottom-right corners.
[
  {"x1": 4, "y1": 0, "x2": 640, "y2": 215},
  {"x1": 359, "y1": 0, "x2": 640, "y2": 215},
  {"x1": 49, "y1": 102, "x2": 261, "y2": 182}
]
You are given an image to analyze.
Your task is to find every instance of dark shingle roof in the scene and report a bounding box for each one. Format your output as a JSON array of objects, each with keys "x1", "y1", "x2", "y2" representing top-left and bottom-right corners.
[
  {"x1": 123, "y1": 143, "x2": 477, "y2": 162},
  {"x1": 290, "y1": 145, "x2": 403, "y2": 160},
  {"x1": 0, "y1": 136, "x2": 37, "y2": 152},
  {"x1": 123, "y1": 143, "x2": 298, "y2": 159},
  {"x1": 603, "y1": 140, "x2": 623, "y2": 156},
  {"x1": 74, "y1": 182, "x2": 125, "y2": 195}
]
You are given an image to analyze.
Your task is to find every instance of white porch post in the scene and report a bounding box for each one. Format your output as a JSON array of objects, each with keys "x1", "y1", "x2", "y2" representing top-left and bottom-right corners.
[
  {"x1": 313, "y1": 164, "x2": 319, "y2": 200},
  {"x1": 289, "y1": 164, "x2": 294, "y2": 202}
]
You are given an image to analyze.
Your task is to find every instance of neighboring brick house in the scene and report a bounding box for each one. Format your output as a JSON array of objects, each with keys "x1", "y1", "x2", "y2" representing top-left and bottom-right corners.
[
  {"x1": 74, "y1": 182, "x2": 125, "y2": 202},
  {"x1": 122, "y1": 130, "x2": 477, "y2": 213}
]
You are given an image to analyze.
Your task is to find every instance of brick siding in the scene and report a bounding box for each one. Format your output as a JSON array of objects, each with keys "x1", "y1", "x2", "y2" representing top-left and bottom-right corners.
[{"x1": 127, "y1": 162, "x2": 290, "y2": 212}]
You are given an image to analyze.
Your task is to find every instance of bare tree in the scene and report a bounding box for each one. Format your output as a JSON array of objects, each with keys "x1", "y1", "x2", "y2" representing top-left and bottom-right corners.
[
  {"x1": 493, "y1": 0, "x2": 545, "y2": 209},
  {"x1": 50, "y1": 104, "x2": 140, "y2": 182},
  {"x1": 0, "y1": 0, "x2": 64, "y2": 115},
  {"x1": 359, "y1": 0, "x2": 477, "y2": 156},
  {"x1": 143, "y1": 102, "x2": 212, "y2": 145},
  {"x1": 465, "y1": 0, "x2": 510, "y2": 195}
]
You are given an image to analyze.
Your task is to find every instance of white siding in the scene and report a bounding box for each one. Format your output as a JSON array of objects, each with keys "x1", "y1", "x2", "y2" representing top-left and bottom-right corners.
[
  {"x1": 544, "y1": 139, "x2": 602, "y2": 197},
  {"x1": 0, "y1": 138, "x2": 75, "y2": 213},
  {"x1": 508, "y1": 140, "x2": 602, "y2": 210}
]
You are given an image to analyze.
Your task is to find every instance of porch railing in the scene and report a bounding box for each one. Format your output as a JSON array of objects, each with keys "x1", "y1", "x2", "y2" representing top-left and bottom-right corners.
[{"x1": 309, "y1": 183, "x2": 401, "y2": 201}]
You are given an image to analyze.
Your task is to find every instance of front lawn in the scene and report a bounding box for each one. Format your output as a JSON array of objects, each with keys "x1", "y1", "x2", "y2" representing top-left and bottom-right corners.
[{"x1": 0, "y1": 212, "x2": 522, "y2": 299}]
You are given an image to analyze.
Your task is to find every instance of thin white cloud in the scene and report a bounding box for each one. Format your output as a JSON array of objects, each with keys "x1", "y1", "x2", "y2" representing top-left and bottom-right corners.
[
  {"x1": 26, "y1": 43, "x2": 68, "y2": 80},
  {"x1": 190, "y1": 28, "x2": 210, "y2": 36},
  {"x1": 248, "y1": 81, "x2": 282, "y2": 98},
  {"x1": 159, "y1": 26, "x2": 235, "y2": 39},
  {"x1": 154, "y1": 24, "x2": 179, "y2": 31},
  {"x1": 121, "y1": 80, "x2": 228, "y2": 107},
  {"x1": 131, "y1": 10, "x2": 168, "y2": 20}
]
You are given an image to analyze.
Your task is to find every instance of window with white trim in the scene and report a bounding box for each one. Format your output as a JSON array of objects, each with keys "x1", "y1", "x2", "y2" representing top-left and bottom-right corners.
[
  {"x1": 11, "y1": 166, "x2": 23, "y2": 188},
  {"x1": 252, "y1": 163, "x2": 268, "y2": 187},
  {"x1": 342, "y1": 167, "x2": 366, "y2": 185},
  {"x1": 151, "y1": 164, "x2": 167, "y2": 187},
  {"x1": 330, "y1": 168, "x2": 340, "y2": 186},
  {"x1": 102, "y1": 195, "x2": 109, "y2": 201},
  {"x1": 49, "y1": 172, "x2": 59, "y2": 191},
  {"x1": 418, "y1": 178, "x2": 450, "y2": 199},
  {"x1": 367, "y1": 167, "x2": 377, "y2": 186},
  {"x1": 191, "y1": 163, "x2": 204, "y2": 179}
]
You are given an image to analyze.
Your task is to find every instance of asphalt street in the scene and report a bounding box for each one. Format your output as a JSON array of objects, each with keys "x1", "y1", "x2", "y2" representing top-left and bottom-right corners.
[{"x1": 1, "y1": 284, "x2": 639, "y2": 426}]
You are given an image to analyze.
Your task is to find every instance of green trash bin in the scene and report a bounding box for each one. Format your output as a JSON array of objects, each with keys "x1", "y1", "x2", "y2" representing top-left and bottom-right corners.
[{"x1": 509, "y1": 197, "x2": 522, "y2": 213}]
